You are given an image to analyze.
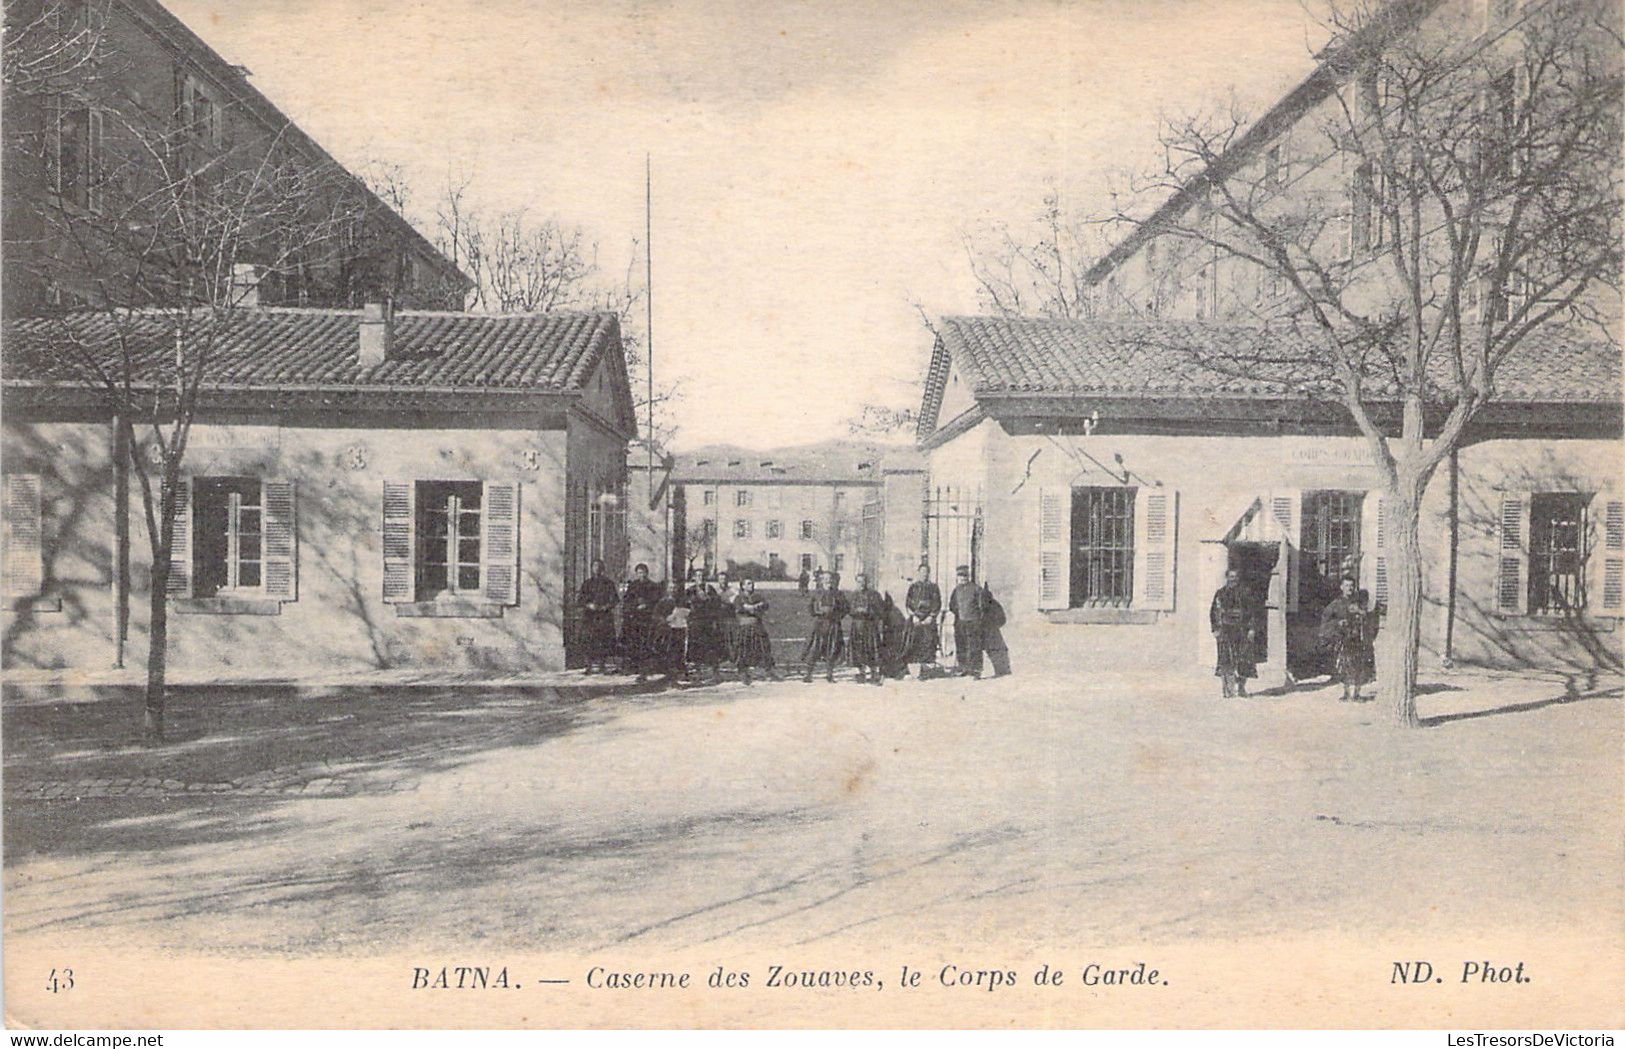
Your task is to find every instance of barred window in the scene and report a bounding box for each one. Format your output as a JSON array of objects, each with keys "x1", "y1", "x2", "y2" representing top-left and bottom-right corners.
[
  {"x1": 1529, "y1": 493, "x2": 1587, "y2": 615},
  {"x1": 1071, "y1": 487, "x2": 1135, "y2": 606}
]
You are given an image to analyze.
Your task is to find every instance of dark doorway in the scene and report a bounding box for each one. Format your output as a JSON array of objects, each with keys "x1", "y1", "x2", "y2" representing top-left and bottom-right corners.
[{"x1": 1227, "y1": 541, "x2": 1275, "y2": 666}]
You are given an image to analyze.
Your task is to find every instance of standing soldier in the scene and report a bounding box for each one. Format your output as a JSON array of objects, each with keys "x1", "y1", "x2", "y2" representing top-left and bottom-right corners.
[
  {"x1": 1319, "y1": 576, "x2": 1378, "y2": 701},
  {"x1": 732, "y1": 579, "x2": 779, "y2": 685},
  {"x1": 846, "y1": 573, "x2": 885, "y2": 686},
  {"x1": 948, "y1": 565, "x2": 986, "y2": 679},
  {"x1": 686, "y1": 580, "x2": 729, "y2": 685},
  {"x1": 578, "y1": 558, "x2": 620, "y2": 675},
  {"x1": 802, "y1": 571, "x2": 847, "y2": 683},
  {"x1": 1210, "y1": 567, "x2": 1261, "y2": 698},
  {"x1": 621, "y1": 563, "x2": 663, "y2": 683},
  {"x1": 902, "y1": 563, "x2": 943, "y2": 678},
  {"x1": 715, "y1": 570, "x2": 742, "y2": 669}
]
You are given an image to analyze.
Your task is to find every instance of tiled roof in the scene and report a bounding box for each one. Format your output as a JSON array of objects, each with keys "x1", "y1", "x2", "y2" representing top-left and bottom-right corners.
[
  {"x1": 672, "y1": 440, "x2": 923, "y2": 484},
  {"x1": 2, "y1": 308, "x2": 621, "y2": 393},
  {"x1": 922, "y1": 315, "x2": 1622, "y2": 431}
]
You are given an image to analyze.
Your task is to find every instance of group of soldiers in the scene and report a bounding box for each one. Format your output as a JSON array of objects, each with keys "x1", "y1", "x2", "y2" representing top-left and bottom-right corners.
[
  {"x1": 1209, "y1": 568, "x2": 1380, "y2": 701},
  {"x1": 575, "y1": 560, "x2": 1011, "y2": 687}
]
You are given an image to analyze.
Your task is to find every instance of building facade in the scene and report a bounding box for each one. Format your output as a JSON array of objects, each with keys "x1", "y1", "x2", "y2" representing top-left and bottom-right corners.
[
  {"x1": 1, "y1": 0, "x2": 469, "y2": 315},
  {"x1": 2, "y1": 308, "x2": 635, "y2": 676},
  {"x1": 916, "y1": 0, "x2": 1621, "y2": 678},
  {"x1": 917, "y1": 317, "x2": 1621, "y2": 677},
  {"x1": 670, "y1": 442, "x2": 925, "y2": 596}
]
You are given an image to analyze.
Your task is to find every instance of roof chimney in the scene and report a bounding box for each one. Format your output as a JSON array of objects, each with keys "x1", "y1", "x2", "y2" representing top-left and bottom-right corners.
[
  {"x1": 358, "y1": 301, "x2": 394, "y2": 366},
  {"x1": 231, "y1": 262, "x2": 260, "y2": 308}
]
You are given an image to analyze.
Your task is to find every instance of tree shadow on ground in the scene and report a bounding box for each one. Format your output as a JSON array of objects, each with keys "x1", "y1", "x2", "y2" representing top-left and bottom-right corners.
[
  {"x1": 1254, "y1": 677, "x2": 1465, "y2": 699},
  {"x1": 4, "y1": 801, "x2": 832, "y2": 948},
  {"x1": 1420, "y1": 682, "x2": 1622, "y2": 727},
  {"x1": 2, "y1": 675, "x2": 749, "y2": 864}
]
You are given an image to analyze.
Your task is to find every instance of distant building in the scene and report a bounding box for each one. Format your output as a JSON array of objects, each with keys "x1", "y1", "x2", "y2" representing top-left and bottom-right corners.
[
  {"x1": 2, "y1": 308, "x2": 636, "y2": 675},
  {"x1": 670, "y1": 441, "x2": 925, "y2": 596}
]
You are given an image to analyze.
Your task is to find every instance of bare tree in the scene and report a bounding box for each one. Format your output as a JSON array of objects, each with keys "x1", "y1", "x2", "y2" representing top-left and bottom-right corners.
[
  {"x1": 431, "y1": 173, "x2": 681, "y2": 447},
  {"x1": 5, "y1": 2, "x2": 378, "y2": 739},
  {"x1": 1103, "y1": 0, "x2": 1621, "y2": 725},
  {"x1": 962, "y1": 190, "x2": 1113, "y2": 320}
]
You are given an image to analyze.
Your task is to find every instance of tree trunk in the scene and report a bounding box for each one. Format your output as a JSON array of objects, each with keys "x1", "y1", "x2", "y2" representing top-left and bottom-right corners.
[
  {"x1": 144, "y1": 565, "x2": 168, "y2": 743},
  {"x1": 1378, "y1": 485, "x2": 1425, "y2": 728}
]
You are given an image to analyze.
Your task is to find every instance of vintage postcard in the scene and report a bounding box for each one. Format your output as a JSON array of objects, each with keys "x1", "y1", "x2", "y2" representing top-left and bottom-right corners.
[{"x1": 2, "y1": 0, "x2": 1621, "y2": 1032}]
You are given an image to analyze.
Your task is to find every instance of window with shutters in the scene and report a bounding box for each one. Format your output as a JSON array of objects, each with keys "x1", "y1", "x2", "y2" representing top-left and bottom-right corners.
[
  {"x1": 177, "y1": 476, "x2": 296, "y2": 606},
  {"x1": 766, "y1": 519, "x2": 783, "y2": 539},
  {"x1": 416, "y1": 481, "x2": 482, "y2": 598},
  {"x1": 1528, "y1": 493, "x2": 1587, "y2": 615},
  {"x1": 193, "y1": 477, "x2": 264, "y2": 595},
  {"x1": 1071, "y1": 487, "x2": 1135, "y2": 607},
  {"x1": 734, "y1": 519, "x2": 750, "y2": 539},
  {"x1": 800, "y1": 519, "x2": 815, "y2": 540},
  {"x1": 735, "y1": 490, "x2": 752, "y2": 507},
  {"x1": 1300, "y1": 490, "x2": 1363, "y2": 608}
]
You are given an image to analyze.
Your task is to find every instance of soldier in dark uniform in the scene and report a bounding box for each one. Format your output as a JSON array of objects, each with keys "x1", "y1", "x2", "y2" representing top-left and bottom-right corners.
[
  {"x1": 731, "y1": 579, "x2": 778, "y2": 685},
  {"x1": 621, "y1": 562, "x2": 663, "y2": 683},
  {"x1": 846, "y1": 573, "x2": 886, "y2": 685},
  {"x1": 902, "y1": 563, "x2": 943, "y2": 677},
  {"x1": 1210, "y1": 567, "x2": 1262, "y2": 697},
  {"x1": 801, "y1": 571, "x2": 847, "y2": 683},
  {"x1": 577, "y1": 559, "x2": 620, "y2": 675},
  {"x1": 686, "y1": 581, "x2": 728, "y2": 685},
  {"x1": 948, "y1": 565, "x2": 986, "y2": 679},
  {"x1": 1319, "y1": 576, "x2": 1378, "y2": 701}
]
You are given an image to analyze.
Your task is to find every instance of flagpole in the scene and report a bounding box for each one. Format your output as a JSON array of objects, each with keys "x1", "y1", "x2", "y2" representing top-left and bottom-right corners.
[{"x1": 645, "y1": 153, "x2": 661, "y2": 577}]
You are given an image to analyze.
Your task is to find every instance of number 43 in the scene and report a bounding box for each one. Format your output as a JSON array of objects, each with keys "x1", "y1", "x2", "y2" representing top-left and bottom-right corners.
[{"x1": 46, "y1": 968, "x2": 74, "y2": 993}]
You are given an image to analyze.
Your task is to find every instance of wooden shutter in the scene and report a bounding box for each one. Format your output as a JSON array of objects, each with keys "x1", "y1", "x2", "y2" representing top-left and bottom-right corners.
[
  {"x1": 166, "y1": 477, "x2": 193, "y2": 597},
  {"x1": 482, "y1": 481, "x2": 520, "y2": 606},
  {"x1": 1132, "y1": 487, "x2": 1177, "y2": 611},
  {"x1": 1269, "y1": 489, "x2": 1301, "y2": 613},
  {"x1": 1037, "y1": 487, "x2": 1070, "y2": 610},
  {"x1": 1495, "y1": 491, "x2": 1530, "y2": 615},
  {"x1": 263, "y1": 480, "x2": 297, "y2": 601},
  {"x1": 1361, "y1": 490, "x2": 1388, "y2": 609},
  {"x1": 1588, "y1": 491, "x2": 1623, "y2": 616},
  {"x1": 382, "y1": 481, "x2": 415, "y2": 603},
  {"x1": 4, "y1": 474, "x2": 44, "y2": 599}
]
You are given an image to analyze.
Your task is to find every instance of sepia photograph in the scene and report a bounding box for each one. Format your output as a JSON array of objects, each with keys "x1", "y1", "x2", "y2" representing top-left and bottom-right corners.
[{"x1": 1, "y1": 0, "x2": 1621, "y2": 1032}]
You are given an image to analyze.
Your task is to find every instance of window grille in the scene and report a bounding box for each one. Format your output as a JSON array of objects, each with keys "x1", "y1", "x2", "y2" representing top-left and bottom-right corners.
[{"x1": 1071, "y1": 487, "x2": 1135, "y2": 606}]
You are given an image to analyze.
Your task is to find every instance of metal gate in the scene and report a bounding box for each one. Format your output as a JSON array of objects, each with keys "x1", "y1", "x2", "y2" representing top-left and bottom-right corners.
[
  {"x1": 859, "y1": 499, "x2": 884, "y2": 584},
  {"x1": 925, "y1": 485, "x2": 983, "y2": 658}
]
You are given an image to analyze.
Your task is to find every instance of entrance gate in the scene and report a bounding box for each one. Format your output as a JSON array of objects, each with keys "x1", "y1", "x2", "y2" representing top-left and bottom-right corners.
[
  {"x1": 925, "y1": 486, "x2": 983, "y2": 658},
  {"x1": 859, "y1": 499, "x2": 884, "y2": 584}
]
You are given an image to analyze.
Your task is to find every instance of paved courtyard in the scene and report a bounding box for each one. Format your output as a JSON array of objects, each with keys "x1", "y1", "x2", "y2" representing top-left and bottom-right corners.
[{"x1": 3, "y1": 661, "x2": 1621, "y2": 1026}]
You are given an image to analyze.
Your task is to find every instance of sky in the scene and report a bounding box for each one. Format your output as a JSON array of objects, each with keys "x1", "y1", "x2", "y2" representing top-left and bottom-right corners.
[{"x1": 166, "y1": 0, "x2": 1326, "y2": 451}]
